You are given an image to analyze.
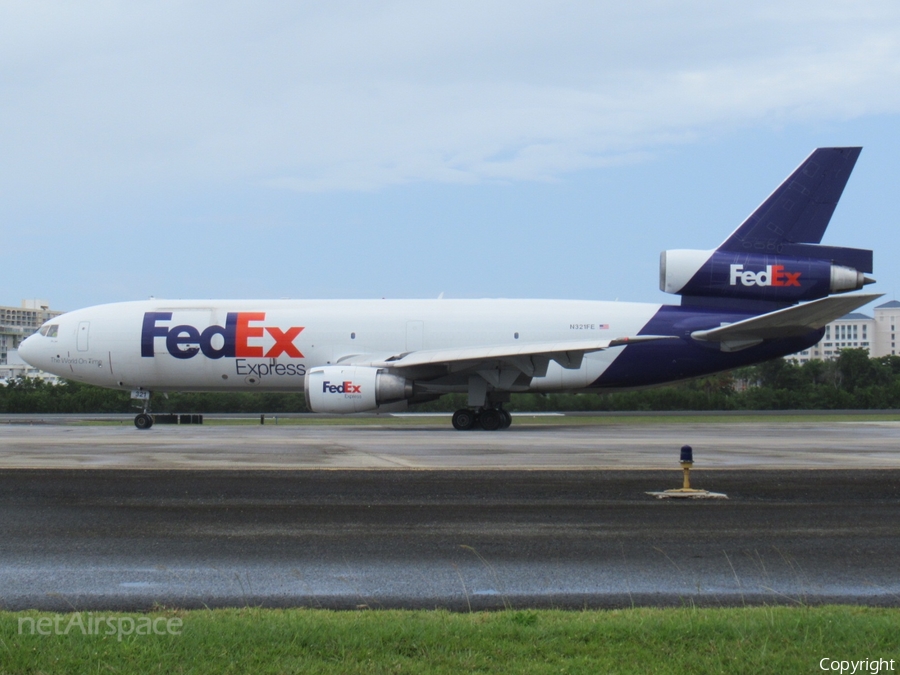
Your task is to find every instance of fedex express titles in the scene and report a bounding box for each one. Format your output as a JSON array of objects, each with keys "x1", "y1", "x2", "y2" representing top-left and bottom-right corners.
[
  {"x1": 141, "y1": 312, "x2": 307, "y2": 378},
  {"x1": 729, "y1": 264, "x2": 802, "y2": 287}
]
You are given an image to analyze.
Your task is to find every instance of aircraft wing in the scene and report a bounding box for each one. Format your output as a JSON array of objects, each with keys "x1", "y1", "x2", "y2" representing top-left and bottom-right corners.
[
  {"x1": 691, "y1": 293, "x2": 882, "y2": 345},
  {"x1": 347, "y1": 335, "x2": 676, "y2": 371}
]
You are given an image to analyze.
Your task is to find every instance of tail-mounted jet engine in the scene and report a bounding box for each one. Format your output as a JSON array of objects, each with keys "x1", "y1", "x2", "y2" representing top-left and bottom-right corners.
[
  {"x1": 304, "y1": 365, "x2": 413, "y2": 413},
  {"x1": 660, "y1": 249, "x2": 873, "y2": 303}
]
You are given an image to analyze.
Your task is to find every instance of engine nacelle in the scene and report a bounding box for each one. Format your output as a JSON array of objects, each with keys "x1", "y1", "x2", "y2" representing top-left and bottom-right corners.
[
  {"x1": 660, "y1": 249, "x2": 870, "y2": 302},
  {"x1": 304, "y1": 365, "x2": 413, "y2": 413}
]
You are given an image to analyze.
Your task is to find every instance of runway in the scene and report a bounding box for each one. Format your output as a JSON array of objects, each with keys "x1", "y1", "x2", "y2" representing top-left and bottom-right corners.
[
  {"x1": 2, "y1": 468, "x2": 900, "y2": 611},
  {"x1": 1, "y1": 418, "x2": 900, "y2": 469}
]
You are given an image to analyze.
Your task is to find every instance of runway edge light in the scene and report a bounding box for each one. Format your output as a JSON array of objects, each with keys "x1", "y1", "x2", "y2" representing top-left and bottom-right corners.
[{"x1": 646, "y1": 445, "x2": 728, "y2": 500}]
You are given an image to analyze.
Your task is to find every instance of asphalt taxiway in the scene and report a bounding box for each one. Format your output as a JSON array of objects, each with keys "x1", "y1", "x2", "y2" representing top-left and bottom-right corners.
[{"x1": 1, "y1": 419, "x2": 899, "y2": 610}]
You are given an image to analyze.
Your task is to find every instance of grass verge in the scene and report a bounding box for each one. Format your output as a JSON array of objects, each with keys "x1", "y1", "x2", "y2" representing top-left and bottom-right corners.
[{"x1": 2, "y1": 606, "x2": 899, "y2": 674}]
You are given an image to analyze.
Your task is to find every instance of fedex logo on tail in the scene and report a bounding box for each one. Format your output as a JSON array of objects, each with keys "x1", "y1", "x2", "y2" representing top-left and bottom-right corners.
[
  {"x1": 322, "y1": 381, "x2": 362, "y2": 395},
  {"x1": 729, "y1": 264, "x2": 801, "y2": 288},
  {"x1": 141, "y1": 312, "x2": 304, "y2": 360}
]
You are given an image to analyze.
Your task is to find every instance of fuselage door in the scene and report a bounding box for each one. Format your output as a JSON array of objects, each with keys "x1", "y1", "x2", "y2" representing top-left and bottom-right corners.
[{"x1": 76, "y1": 321, "x2": 90, "y2": 352}]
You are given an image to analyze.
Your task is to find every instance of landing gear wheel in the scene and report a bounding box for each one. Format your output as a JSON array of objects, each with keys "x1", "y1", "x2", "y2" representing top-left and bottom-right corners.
[
  {"x1": 499, "y1": 409, "x2": 512, "y2": 429},
  {"x1": 134, "y1": 413, "x2": 154, "y2": 430},
  {"x1": 479, "y1": 408, "x2": 502, "y2": 431},
  {"x1": 452, "y1": 409, "x2": 477, "y2": 431}
]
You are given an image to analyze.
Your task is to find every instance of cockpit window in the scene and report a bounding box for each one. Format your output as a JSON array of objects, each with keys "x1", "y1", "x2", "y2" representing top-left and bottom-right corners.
[{"x1": 39, "y1": 324, "x2": 58, "y2": 338}]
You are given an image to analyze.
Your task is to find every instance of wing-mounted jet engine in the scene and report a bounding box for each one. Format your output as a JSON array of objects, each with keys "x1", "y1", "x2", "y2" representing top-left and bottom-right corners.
[{"x1": 305, "y1": 366, "x2": 413, "y2": 413}]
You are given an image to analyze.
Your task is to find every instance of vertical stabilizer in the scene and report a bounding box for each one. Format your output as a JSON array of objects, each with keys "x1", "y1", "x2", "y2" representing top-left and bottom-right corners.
[{"x1": 718, "y1": 147, "x2": 861, "y2": 252}]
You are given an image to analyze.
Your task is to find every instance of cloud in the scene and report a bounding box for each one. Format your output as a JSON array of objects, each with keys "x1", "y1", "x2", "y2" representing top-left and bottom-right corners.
[{"x1": 1, "y1": 0, "x2": 899, "y2": 197}]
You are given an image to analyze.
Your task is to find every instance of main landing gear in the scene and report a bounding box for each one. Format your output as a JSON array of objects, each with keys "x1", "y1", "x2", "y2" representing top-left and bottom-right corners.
[{"x1": 452, "y1": 407, "x2": 512, "y2": 431}]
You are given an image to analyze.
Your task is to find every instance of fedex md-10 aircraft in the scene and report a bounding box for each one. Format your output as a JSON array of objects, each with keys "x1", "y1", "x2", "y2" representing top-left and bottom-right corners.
[{"x1": 19, "y1": 147, "x2": 880, "y2": 430}]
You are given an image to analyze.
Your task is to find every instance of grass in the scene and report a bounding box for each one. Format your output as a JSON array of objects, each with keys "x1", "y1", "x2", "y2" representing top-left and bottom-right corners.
[{"x1": 2, "y1": 606, "x2": 899, "y2": 674}]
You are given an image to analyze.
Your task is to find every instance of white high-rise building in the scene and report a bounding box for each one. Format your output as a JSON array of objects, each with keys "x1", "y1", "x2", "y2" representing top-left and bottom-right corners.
[
  {"x1": 0, "y1": 300, "x2": 63, "y2": 365},
  {"x1": 0, "y1": 300, "x2": 64, "y2": 382},
  {"x1": 873, "y1": 300, "x2": 900, "y2": 357},
  {"x1": 792, "y1": 300, "x2": 900, "y2": 363}
]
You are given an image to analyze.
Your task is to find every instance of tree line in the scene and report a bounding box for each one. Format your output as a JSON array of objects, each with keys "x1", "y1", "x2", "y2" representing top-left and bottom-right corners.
[{"x1": 2, "y1": 349, "x2": 900, "y2": 414}]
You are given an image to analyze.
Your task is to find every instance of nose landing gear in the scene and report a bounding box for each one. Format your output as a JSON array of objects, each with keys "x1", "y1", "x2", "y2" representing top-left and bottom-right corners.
[
  {"x1": 131, "y1": 389, "x2": 154, "y2": 430},
  {"x1": 134, "y1": 413, "x2": 154, "y2": 430}
]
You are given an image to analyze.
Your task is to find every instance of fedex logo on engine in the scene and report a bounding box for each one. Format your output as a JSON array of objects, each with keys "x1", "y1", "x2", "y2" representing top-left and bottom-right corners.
[
  {"x1": 322, "y1": 381, "x2": 362, "y2": 395},
  {"x1": 729, "y1": 264, "x2": 801, "y2": 288},
  {"x1": 141, "y1": 312, "x2": 304, "y2": 360}
]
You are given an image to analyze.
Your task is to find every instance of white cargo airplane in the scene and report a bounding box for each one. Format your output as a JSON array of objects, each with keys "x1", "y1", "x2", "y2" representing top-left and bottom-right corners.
[{"x1": 19, "y1": 148, "x2": 879, "y2": 430}]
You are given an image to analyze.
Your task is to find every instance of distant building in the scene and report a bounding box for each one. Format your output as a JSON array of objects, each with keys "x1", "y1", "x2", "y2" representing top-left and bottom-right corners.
[
  {"x1": 873, "y1": 300, "x2": 900, "y2": 357},
  {"x1": 0, "y1": 349, "x2": 60, "y2": 384},
  {"x1": 0, "y1": 300, "x2": 64, "y2": 383},
  {"x1": 792, "y1": 300, "x2": 900, "y2": 363}
]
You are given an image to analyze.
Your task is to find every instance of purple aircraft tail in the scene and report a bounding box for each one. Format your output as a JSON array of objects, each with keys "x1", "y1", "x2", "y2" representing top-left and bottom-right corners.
[{"x1": 659, "y1": 147, "x2": 874, "y2": 308}]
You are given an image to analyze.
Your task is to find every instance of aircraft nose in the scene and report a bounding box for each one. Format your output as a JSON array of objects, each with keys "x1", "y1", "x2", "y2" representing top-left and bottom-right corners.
[{"x1": 17, "y1": 335, "x2": 40, "y2": 367}]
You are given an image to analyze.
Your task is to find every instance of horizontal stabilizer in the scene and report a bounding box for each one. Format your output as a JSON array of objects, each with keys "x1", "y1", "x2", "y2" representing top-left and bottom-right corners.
[
  {"x1": 691, "y1": 293, "x2": 882, "y2": 344},
  {"x1": 350, "y1": 335, "x2": 676, "y2": 370}
]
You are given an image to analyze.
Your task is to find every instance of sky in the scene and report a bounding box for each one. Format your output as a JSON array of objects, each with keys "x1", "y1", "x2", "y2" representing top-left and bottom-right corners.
[{"x1": 2, "y1": 1, "x2": 900, "y2": 313}]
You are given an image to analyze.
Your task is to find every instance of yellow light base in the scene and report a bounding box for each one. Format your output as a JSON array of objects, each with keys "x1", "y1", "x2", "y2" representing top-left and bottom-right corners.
[
  {"x1": 645, "y1": 462, "x2": 728, "y2": 499},
  {"x1": 646, "y1": 489, "x2": 728, "y2": 500}
]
